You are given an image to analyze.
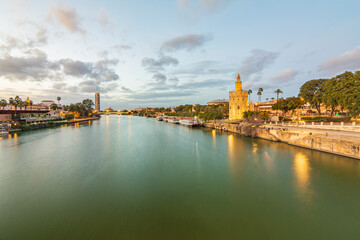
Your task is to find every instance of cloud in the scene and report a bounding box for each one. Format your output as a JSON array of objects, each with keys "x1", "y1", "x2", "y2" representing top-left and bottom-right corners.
[
  {"x1": 179, "y1": 78, "x2": 233, "y2": 89},
  {"x1": 152, "y1": 73, "x2": 167, "y2": 84},
  {"x1": 319, "y1": 45, "x2": 360, "y2": 74},
  {"x1": 177, "y1": 0, "x2": 231, "y2": 19},
  {"x1": 0, "y1": 49, "x2": 57, "y2": 81},
  {"x1": 59, "y1": 59, "x2": 91, "y2": 76},
  {"x1": 160, "y1": 34, "x2": 212, "y2": 52},
  {"x1": 238, "y1": 49, "x2": 279, "y2": 79},
  {"x1": 272, "y1": 68, "x2": 298, "y2": 82},
  {"x1": 50, "y1": 5, "x2": 84, "y2": 33},
  {"x1": 97, "y1": 8, "x2": 109, "y2": 27},
  {"x1": 171, "y1": 60, "x2": 236, "y2": 76},
  {"x1": 113, "y1": 44, "x2": 132, "y2": 51},
  {"x1": 0, "y1": 28, "x2": 48, "y2": 54},
  {"x1": 142, "y1": 55, "x2": 179, "y2": 72}
]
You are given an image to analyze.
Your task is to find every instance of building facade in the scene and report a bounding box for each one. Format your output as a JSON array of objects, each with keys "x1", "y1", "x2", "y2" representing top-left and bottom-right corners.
[
  {"x1": 207, "y1": 99, "x2": 229, "y2": 105},
  {"x1": 229, "y1": 74, "x2": 249, "y2": 120},
  {"x1": 95, "y1": 93, "x2": 100, "y2": 111}
]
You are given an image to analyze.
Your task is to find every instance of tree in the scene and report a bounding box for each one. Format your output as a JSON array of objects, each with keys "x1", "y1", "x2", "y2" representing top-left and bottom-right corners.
[
  {"x1": 271, "y1": 97, "x2": 275, "y2": 101},
  {"x1": 82, "y1": 99, "x2": 94, "y2": 111},
  {"x1": 333, "y1": 71, "x2": 360, "y2": 117},
  {"x1": 9, "y1": 97, "x2": 14, "y2": 107},
  {"x1": 57, "y1": 96, "x2": 61, "y2": 105},
  {"x1": 50, "y1": 104, "x2": 58, "y2": 110},
  {"x1": 0, "y1": 99, "x2": 7, "y2": 109},
  {"x1": 248, "y1": 89, "x2": 252, "y2": 101},
  {"x1": 299, "y1": 79, "x2": 327, "y2": 115},
  {"x1": 257, "y1": 88, "x2": 263, "y2": 102},
  {"x1": 272, "y1": 97, "x2": 302, "y2": 116},
  {"x1": 274, "y1": 89, "x2": 283, "y2": 101},
  {"x1": 322, "y1": 78, "x2": 339, "y2": 116},
  {"x1": 14, "y1": 96, "x2": 22, "y2": 110}
]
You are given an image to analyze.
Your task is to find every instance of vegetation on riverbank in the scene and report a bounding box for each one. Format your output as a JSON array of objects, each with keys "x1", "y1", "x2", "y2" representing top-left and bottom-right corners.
[{"x1": 138, "y1": 104, "x2": 229, "y2": 120}]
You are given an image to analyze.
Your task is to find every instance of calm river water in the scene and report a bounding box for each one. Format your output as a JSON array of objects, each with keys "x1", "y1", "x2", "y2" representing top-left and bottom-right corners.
[{"x1": 0, "y1": 116, "x2": 360, "y2": 239}]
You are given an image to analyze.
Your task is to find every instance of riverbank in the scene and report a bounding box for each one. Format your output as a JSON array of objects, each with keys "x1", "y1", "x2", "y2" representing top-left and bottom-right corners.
[
  {"x1": 203, "y1": 121, "x2": 360, "y2": 160},
  {"x1": 9, "y1": 117, "x2": 100, "y2": 133}
]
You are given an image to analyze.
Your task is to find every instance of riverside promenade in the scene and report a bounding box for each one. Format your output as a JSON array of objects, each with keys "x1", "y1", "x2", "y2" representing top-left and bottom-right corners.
[{"x1": 204, "y1": 120, "x2": 360, "y2": 160}]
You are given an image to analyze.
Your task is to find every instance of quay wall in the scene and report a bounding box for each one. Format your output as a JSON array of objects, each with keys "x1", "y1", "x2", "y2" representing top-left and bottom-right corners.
[{"x1": 203, "y1": 122, "x2": 360, "y2": 160}]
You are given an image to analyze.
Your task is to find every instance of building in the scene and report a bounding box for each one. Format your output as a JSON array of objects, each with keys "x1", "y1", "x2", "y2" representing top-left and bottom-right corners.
[
  {"x1": 95, "y1": 93, "x2": 100, "y2": 111},
  {"x1": 40, "y1": 100, "x2": 55, "y2": 106},
  {"x1": 207, "y1": 99, "x2": 229, "y2": 105},
  {"x1": 229, "y1": 74, "x2": 249, "y2": 120}
]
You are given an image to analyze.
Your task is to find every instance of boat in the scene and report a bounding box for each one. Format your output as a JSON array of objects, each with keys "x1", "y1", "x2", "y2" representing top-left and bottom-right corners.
[
  {"x1": 163, "y1": 116, "x2": 169, "y2": 122},
  {"x1": 156, "y1": 116, "x2": 163, "y2": 121},
  {"x1": 179, "y1": 118, "x2": 202, "y2": 127},
  {"x1": 167, "y1": 117, "x2": 179, "y2": 124}
]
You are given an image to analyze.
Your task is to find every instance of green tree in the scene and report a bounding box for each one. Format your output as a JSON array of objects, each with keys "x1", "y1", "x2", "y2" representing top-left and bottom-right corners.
[
  {"x1": 0, "y1": 99, "x2": 7, "y2": 109},
  {"x1": 14, "y1": 96, "x2": 22, "y2": 110},
  {"x1": 9, "y1": 97, "x2": 14, "y2": 107},
  {"x1": 299, "y1": 79, "x2": 327, "y2": 115},
  {"x1": 274, "y1": 89, "x2": 283, "y2": 101},
  {"x1": 57, "y1": 96, "x2": 61, "y2": 105},
  {"x1": 322, "y1": 78, "x2": 339, "y2": 116},
  {"x1": 50, "y1": 104, "x2": 58, "y2": 110},
  {"x1": 248, "y1": 89, "x2": 252, "y2": 101},
  {"x1": 257, "y1": 88, "x2": 263, "y2": 102}
]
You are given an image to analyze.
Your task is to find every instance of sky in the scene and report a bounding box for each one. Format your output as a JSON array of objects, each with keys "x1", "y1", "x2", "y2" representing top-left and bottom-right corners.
[{"x1": 0, "y1": 0, "x2": 359, "y2": 109}]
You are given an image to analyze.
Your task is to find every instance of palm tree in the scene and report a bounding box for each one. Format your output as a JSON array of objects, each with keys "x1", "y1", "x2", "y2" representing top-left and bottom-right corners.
[
  {"x1": 257, "y1": 88, "x2": 263, "y2": 102},
  {"x1": 274, "y1": 89, "x2": 283, "y2": 102},
  {"x1": 266, "y1": 98, "x2": 269, "y2": 102},
  {"x1": 57, "y1": 96, "x2": 61, "y2": 105},
  {"x1": 9, "y1": 97, "x2": 14, "y2": 108},
  {"x1": 14, "y1": 96, "x2": 22, "y2": 110},
  {"x1": 0, "y1": 99, "x2": 7, "y2": 109},
  {"x1": 248, "y1": 89, "x2": 252, "y2": 101},
  {"x1": 271, "y1": 97, "x2": 275, "y2": 101}
]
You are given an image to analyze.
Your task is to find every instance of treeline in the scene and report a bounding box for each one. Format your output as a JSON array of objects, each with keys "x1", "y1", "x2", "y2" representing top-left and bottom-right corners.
[
  {"x1": 139, "y1": 104, "x2": 229, "y2": 120},
  {"x1": 299, "y1": 71, "x2": 360, "y2": 116},
  {"x1": 0, "y1": 96, "x2": 33, "y2": 109},
  {"x1": 63, "y1": 99, "x2": 95, "y2": 118}
]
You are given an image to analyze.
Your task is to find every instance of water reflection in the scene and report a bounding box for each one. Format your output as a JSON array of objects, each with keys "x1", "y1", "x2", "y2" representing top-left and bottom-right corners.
[
  {"x1": 294, "y1": 152, "x2": 312, "y2": 198},
  {"x1": 212, "y1": 130, "x2": 216, "y2": 147}
]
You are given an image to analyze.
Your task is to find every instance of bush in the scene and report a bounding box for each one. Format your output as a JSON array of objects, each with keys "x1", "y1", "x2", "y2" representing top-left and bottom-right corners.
[
  {"x1": 300, "y1": 116, "x2": 351, "y2": 122},
  {"x1": 65, "y1": 114, "x2": 74, "y2": 120}
]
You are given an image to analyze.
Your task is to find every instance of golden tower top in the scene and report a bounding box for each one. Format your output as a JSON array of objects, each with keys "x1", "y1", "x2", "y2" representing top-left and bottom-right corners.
[{"x1": 235, "y1": 74, "x2": 242, "y2": 91}]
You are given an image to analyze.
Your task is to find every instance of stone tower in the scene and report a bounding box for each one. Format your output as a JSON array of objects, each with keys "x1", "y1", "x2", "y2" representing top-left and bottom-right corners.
[{"x1": 229, "y1": 74, "x2": 249, "y2": 120}]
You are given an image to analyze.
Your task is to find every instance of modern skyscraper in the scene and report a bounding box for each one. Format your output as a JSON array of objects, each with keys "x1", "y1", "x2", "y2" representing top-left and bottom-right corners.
[{"x1": 95, "y1": 92, "x2": 100, "y2": 111}]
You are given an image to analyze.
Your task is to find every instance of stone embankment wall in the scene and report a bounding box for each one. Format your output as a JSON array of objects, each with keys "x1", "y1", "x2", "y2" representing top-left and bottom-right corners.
[{"x1": 203, "y1": 122, "x2": 360, "y2": 159}]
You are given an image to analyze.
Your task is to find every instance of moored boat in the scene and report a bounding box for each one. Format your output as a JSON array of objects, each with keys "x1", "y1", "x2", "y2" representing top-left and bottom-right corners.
[
  {"x1": 156, "y1": 116, "x2": 163, "y2": 121},
  {"x1": 179, "y1": 118, "x2": 202, "y2": 127},
  {"x1": 167, "y1": 117, "x2": 179, "y2": 124}
]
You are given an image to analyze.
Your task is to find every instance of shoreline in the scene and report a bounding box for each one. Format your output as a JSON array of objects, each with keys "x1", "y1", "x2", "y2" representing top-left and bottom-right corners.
[
  {"x1": 8, "y1": 117, "x2": 100, "y2": 133},
  {"x1": 203, "y1": 121, "x2": 360, "y2": 160}
]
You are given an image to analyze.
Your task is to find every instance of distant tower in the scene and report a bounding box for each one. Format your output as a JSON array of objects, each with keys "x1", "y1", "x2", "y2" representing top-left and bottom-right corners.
[
  {"x1": 95, "y1": 93, "x2": 100, "y2": 111},
  {"x1": 229, "y1": 74, "x2": 249, "y2": 120}
]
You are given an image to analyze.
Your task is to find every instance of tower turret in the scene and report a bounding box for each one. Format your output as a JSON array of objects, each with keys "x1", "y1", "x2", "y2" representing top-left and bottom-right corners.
[{"x1": 235, "y1": 74, "x2": 242, "y2": 92}]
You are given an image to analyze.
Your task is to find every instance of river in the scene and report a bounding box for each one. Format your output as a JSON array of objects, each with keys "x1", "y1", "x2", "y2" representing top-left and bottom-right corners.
[{"x1": 0, "y1": 116, "x2": 359, "y2": 239}]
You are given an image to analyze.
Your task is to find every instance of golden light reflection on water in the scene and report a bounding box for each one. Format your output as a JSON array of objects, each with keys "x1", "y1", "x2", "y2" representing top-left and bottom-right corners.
[
  {"x1": 227, "y1": 134, "x2": 235, "y2": 168},
  {"x1": 252, "y1": 143, "x2": 258, "y2": 153},
  {"x1": 212, "y1": 130, "x2": 216, "y2": 147},
  {"x1": 294, "y1": 152, "x2": 312, "y2": 197}
]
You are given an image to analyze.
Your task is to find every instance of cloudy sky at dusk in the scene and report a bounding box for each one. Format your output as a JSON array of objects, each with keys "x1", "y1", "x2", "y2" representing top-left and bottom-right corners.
[{"x1": 0, "y1": 0, "x2": 359, "y2": 109}]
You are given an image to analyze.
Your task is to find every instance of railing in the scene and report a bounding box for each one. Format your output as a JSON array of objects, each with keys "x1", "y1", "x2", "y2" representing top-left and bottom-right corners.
[{"x1": 264, "y1": 121, "x2": 360, "y2": 132}]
